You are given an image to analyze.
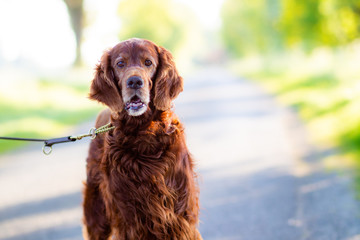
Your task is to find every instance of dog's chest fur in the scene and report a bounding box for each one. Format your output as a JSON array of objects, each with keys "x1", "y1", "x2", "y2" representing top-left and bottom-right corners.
[{"x1": 100, "y1": 114, "x2": 183, "y2": 231}]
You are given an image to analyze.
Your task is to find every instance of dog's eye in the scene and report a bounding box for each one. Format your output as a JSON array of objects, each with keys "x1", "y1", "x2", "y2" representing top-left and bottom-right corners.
[
  {"x1": 117, "y1": 61, "x2": 125, "y2": 68},
  {"x1": 145, "y1": 59, "x2": 152, "y2": 67}
]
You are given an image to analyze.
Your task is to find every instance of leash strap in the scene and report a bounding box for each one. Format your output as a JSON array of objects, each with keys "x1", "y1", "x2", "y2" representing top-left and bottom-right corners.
[
  {"x1": 0, "y1": 123, "x2": 115, "y2": 155},
  {"x1": 0, "y1": 137, "x2": 47, "y2": 142}
]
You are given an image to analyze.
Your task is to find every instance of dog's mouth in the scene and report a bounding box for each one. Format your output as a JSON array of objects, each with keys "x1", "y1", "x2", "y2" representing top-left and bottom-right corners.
[{"x1": 125, "y1": 95, "x2": 147, "y2": 115}]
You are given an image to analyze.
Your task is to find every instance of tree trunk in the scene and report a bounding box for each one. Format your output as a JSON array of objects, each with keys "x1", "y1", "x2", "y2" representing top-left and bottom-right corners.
[{"x1": 63, "y1": 0, "x2": 83, "y2": 66}]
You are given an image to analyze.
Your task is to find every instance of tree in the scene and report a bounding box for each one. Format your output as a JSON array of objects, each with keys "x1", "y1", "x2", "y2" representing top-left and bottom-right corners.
[
  {"x1": 277, "y1": 0, "x2": 323, "y2": 50},
  {"x1": 277, "y1": 0, "x2": 360, "y2": 50},
  {"x1": 337, "y1": 0, "x2": 360, "y2": 43},
  {"x1": 221, "y1": 0, "x2": 283, "y2": 57},
  {"x1": 221, "y1": 0, "x2": 360, "y2": 57},
  {"x1": 117, "y1": 0, "x2": 187, "y2": 52},
  {"x1": 63, "y1": 0, "x2": 83, "y2": 66}
]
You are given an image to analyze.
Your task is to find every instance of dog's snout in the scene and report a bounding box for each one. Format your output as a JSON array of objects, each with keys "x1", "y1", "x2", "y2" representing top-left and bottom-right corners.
[{"x1": 127, "y1": 76, "x2": 144, "y2": 89}]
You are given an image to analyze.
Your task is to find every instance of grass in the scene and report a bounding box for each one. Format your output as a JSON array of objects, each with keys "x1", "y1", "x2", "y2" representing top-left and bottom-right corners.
[
  {"x1": 0, "y1": 68, "x2": 102, "y2": 153},
  {"x1": 229, "y1": 46, "x2": 360, "y2": 176},
  {"x1": 242, "y1": 72, "x2": 360, "y2": 198},
  {"x1": 244, "y1": 70, "x2": 360, "y2": 149}
]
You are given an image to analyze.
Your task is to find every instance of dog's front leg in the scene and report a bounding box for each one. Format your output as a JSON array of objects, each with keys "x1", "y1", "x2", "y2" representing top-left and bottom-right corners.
[{"x1": 83, "y1": 178, "x2": 112, "y2": 240}]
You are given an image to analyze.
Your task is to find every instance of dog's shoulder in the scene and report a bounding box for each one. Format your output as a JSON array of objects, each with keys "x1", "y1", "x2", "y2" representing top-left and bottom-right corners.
[{"x1": 95, "y1": 108, "x2": 111, "y2": 128}]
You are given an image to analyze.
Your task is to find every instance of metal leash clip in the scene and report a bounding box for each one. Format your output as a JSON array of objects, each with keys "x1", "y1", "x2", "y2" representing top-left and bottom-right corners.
[
  {"x1": 70, "y1": 127, "x2": 97, "y2": 141},
  {"x1": 42, "y1": 123, "x2": 114, "y2": 155},
  {"x1": 42, "y1": 136, "x2": 76, "y2": 155}
]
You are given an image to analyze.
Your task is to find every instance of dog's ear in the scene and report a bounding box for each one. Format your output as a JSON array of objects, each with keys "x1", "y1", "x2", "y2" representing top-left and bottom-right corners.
[
  {"x1": 153, "y1": 46, "x2": 183, "y2": 111},
  {"x1": 89, "y1": 50, "x2": 124, "y2": 113}
]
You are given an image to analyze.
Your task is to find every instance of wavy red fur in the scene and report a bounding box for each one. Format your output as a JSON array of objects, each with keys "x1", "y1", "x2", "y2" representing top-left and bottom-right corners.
[{"x1": 83, "y1": 38, "x2": 202, "y2": 240}]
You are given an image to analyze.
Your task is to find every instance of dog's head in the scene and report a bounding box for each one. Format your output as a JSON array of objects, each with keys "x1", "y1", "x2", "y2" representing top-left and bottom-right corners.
[{"x1": 89, "y1": 38, "x2": 183, "y2": 117}]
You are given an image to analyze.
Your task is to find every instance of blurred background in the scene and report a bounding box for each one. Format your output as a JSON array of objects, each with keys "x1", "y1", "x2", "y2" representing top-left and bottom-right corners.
[
  {"x1": 1, "y1": 0, "x2": 360, "y2": 239},
  {"x1": 1, "y1": 0, "x2": 360, "y2": 161}
]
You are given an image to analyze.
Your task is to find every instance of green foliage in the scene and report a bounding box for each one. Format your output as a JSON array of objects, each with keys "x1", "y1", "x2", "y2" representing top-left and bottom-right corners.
[
  {"x1": 340, "y1": 127, "x2": 360, "y2": 156},
  {"x1": 221, "y1": 0, "x2": 283, "y2": 56},
  {"x1": 277, "y1": 73, "x2": 339, "y2": 95},
  {"x1": 278, "y1": 0, "x2": 360, "y2": 50},
  {"x1": 221, "y1": 0, "x2": 360, "y2": 56},
  {"x1": 118, "y1": 0, "x2": 188, "y2": 51},
  {"x1": 278, "y1": 0, "x2": 323, "y2": 50}
]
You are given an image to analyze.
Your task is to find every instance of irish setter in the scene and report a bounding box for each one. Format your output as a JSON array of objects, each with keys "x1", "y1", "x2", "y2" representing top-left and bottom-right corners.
[{"x1": 83, "y1": 38, "x2": 202, "y2": 240}]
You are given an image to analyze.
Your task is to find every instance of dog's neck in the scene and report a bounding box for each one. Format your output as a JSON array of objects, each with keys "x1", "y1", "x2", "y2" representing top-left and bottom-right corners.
[
  {"x1": 110, "y1": 108, "x2": 176, "y2": 136},
  {"x1": 106, "y1": 108, "x2": 182, "y2": 164}
]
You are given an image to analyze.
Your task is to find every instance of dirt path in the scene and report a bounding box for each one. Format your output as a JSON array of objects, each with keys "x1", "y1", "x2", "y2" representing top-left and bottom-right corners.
[{"x1": 0, "y1": 67, "x2": 359, "y2": 240}]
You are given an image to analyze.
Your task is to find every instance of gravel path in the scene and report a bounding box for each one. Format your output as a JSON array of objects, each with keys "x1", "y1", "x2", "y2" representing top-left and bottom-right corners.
[{"x1": 0, "y1": 67, "x2": 359, "y2": 240}]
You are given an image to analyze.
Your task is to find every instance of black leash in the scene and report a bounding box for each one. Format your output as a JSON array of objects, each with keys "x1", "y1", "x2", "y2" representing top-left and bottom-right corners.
[
  {"x1": 0, "y1": 123, "x2": 114, "y2": 155},
  {"x1": 0, "y1": 137, "x2": 48, "y2": 142},
  {"x1": 0, "y1": 136, "x2": 76, "y2": 155}
]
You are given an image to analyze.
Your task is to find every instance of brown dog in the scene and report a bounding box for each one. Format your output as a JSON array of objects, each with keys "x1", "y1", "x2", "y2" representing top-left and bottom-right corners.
[{"x1": 83, "y1": 38, "x2": 202, "y2": 240}]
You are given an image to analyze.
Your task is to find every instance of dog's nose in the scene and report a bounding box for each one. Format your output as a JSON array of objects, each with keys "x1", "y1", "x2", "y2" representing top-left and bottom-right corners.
[{"x1": 127, "y1": 76, "x2": 144, "y2": 89}]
